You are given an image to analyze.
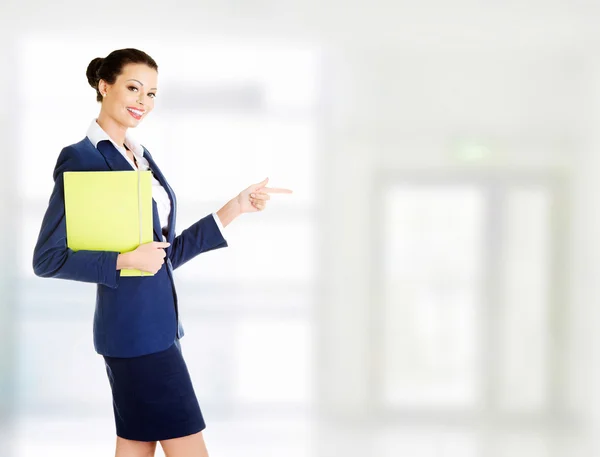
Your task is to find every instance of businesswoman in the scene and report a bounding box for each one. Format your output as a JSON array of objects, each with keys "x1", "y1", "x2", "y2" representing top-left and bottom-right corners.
[{"x1": 32, "y1": 48, "x2": 291, "y2": 457}]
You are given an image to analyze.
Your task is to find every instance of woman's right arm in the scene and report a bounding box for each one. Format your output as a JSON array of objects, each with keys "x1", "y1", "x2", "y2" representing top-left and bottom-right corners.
[{"x1": 32, "y1": 146, "x2": 124, "y2": 288}]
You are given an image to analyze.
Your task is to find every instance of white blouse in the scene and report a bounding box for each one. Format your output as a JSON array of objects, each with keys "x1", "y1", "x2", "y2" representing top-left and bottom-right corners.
[{"x1": 86, "y1": 119, "x2": 225, "y2": 241}]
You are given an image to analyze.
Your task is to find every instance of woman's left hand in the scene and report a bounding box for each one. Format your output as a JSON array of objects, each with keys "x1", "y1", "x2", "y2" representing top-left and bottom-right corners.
[{"x1": 237, "y1": 177, "x2": 293, "y2": 213}]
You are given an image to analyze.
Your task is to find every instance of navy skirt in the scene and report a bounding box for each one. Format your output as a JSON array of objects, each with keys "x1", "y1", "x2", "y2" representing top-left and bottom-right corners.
[{"x1": 103, "y1": 340, "x2": 206, "y2": 441}]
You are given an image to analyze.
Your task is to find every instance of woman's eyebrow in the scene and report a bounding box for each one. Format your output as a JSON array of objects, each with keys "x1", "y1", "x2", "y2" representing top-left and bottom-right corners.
[{"x1": 126, "y1": 79, "x2": 158, "y2": 91}]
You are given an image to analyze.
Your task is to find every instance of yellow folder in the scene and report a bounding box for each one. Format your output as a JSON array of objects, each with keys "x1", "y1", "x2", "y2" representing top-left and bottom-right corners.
[{"x1": 63, "y1": 170, "x2": 154, "y2": 277}]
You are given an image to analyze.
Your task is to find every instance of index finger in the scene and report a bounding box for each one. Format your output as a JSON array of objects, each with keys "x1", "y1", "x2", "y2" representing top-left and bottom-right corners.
[
  {"x1": 153, "y1": 242, "x2": 171, "y2": 248},
  {"x1": 260, "y1": 187, "x2": 293, "y2": 194}
]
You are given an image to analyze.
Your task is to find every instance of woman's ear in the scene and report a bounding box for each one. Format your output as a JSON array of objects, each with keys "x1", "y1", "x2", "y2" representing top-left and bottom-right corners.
[{"x1": 98, "y1": 80, "x2": 108, "y2": 97}]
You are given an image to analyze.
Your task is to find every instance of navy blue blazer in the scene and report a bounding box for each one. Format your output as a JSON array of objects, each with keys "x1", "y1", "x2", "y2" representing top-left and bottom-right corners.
[{"x1": 32, "y1": 137, "x2": 228, "y2": 357}]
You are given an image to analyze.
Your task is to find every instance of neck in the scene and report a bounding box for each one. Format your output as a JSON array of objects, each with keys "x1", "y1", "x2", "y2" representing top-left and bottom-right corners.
[{"x1": 96, "y1": 110, "x2": 127, "y2": 147}]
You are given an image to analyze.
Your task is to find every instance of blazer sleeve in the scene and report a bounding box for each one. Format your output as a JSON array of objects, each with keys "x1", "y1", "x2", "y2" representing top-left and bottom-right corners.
[
  {"x1": 32, "y1": 146, "x2": 121, "y2": 288},
  {"x1": 168, "y1": 214, "x2": 228, "y2": 270}
]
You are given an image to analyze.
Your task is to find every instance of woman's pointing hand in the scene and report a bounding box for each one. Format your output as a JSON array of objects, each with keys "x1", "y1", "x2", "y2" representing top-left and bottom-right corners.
[{"x1": 236, "y1": 177, "x2": 293, "y2": 213}]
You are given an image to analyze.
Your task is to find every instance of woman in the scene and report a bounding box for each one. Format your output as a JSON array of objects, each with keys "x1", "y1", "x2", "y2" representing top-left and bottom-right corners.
[{"x1": 32, "y1": 48, "x2": 292, "y2": 457}]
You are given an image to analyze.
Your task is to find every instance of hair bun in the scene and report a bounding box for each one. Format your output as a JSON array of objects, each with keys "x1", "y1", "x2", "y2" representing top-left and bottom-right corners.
[{"x1": 86, "y1": 57, "x2": 104, "y2": 89}]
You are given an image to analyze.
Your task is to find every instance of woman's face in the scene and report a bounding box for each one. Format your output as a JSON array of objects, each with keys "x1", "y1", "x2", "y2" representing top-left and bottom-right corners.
[{"x1": 99, "y1": 63, "x2": 158, "y2": 128}]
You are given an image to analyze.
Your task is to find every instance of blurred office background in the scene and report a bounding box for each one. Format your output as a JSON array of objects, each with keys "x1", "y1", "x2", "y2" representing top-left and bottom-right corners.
[{"x1": 2, "y1": 1, "x2": 600, "y2": 456}]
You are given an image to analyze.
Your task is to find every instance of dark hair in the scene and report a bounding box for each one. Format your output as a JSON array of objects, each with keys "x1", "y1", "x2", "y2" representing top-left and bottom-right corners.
[{"x1": 86, "y1": 48, "x2": 158, "y2": 102}]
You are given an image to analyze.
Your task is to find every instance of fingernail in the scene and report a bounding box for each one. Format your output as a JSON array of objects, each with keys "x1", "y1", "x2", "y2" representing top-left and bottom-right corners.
[{"x1": 250, "y1": 193, "x2": 255, "y2": 197}]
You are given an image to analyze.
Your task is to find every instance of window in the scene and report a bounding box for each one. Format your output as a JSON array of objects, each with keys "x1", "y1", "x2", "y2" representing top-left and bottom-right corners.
[
  {"x1": 378, "y1": 176, "x2": 562, "y2": 418},
  {"x1": 381, "y1": 185, "x2": 484, "y2": 409}
]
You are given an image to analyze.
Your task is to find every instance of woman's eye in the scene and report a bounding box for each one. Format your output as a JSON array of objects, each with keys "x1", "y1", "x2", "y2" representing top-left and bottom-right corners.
[{"x1": 128, "y1": 86, "x2": 155, "y2": 99}]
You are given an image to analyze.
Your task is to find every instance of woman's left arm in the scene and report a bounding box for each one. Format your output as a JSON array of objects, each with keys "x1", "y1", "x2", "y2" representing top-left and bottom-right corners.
[{"x1": 168, "y1": 177, "x2": 292, "y2": 270}]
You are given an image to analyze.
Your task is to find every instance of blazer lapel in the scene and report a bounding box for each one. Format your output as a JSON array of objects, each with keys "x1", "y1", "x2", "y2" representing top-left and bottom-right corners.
[
  {"x1": 95, "y1": 139, "x2": 134, "y2": 172},
  {"x1": 150, "y1": 200, "x2": 163, "y2": 242},
  {"x1": 95, "y1": 139, "x2": 163, "y2": 242},
  {"x1": 142, "y1": 149, "x2": 177, "y2": 244}
]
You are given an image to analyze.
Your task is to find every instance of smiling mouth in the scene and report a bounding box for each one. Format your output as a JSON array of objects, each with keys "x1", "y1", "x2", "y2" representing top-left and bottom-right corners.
[{"x1": 127, "y1": 107, "x2": 145, "y2": 120}]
